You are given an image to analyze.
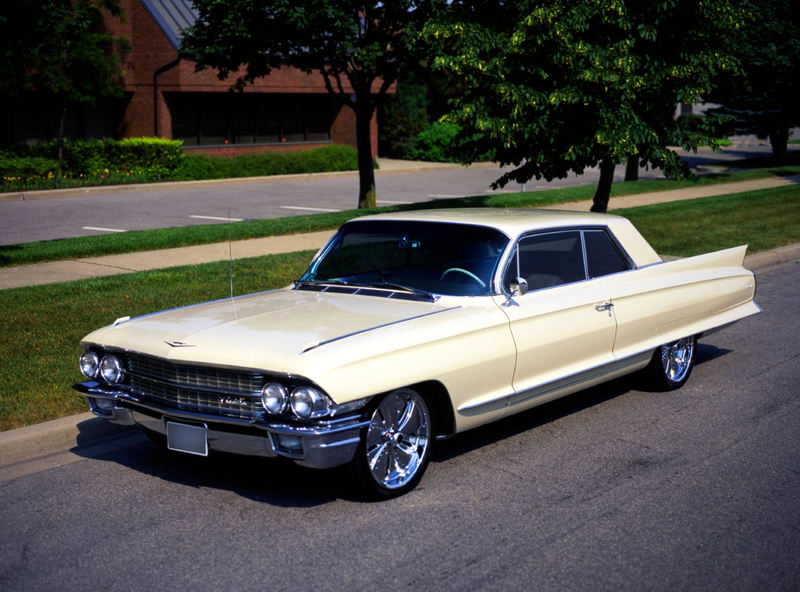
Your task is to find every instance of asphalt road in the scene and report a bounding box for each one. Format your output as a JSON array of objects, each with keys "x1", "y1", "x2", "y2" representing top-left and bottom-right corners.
[
  {"x1": 0, "y1": 144, "x2": 776, "y2": 245},
  {"x1": 0, "y1": 260, "x2": 797, "y2": 591}
]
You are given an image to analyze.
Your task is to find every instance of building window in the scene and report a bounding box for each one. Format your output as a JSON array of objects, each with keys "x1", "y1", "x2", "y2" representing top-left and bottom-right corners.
[{"x1": 168, "y1": 93, "x2": 332, "y2": 146}]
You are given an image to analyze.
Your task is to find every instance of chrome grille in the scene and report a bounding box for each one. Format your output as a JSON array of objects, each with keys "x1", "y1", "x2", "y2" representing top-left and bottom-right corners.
[
  {"x1": 124, "y1": 354, "x2": 265, "y2": 419},
  {"x1": 129, "y1": 376, "x2": 260, "y2": 418},
  {"x1": 128, "y1": 355, "x2": 264, "y2": 393}
]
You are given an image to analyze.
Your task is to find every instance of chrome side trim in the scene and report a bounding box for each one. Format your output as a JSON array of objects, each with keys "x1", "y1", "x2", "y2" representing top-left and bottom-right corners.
[
  {"x1": 506, "y1": 352, "x2": 651, "y2": 408},
  {"x1": 458, "y1": 350, "x2": 653, "y2": 413},
  {"x1": 301, "y1": 306, "x2": 461, "y2": 353}
]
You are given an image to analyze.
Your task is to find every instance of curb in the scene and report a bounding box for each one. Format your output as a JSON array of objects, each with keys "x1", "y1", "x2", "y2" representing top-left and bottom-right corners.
[
  {"x1": 1, "y1": 242, "x2": 798, "y2": 479},
  {"x1": 744, "y1": 243, "x2": 800, "y2": 272}
]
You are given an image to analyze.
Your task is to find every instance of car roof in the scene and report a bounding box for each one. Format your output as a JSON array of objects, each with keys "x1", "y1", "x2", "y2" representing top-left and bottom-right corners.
[
  {"x1": 351, "y1": 208, "x2": 629, "y2": 237},
  {"x1": 348, "y1": 208, "x2": 663, "y2": 267}
]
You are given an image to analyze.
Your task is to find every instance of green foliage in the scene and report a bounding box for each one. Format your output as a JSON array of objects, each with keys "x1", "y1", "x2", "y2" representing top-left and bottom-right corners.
[
  {"x1": 0, "y1": 0, "x2": 129, "y2": 105},
  {"x1": 676, "y1": 114, "x2": 706, "y2": 133},
  {"x1": 174, "y1": 145, "x2": 360, "y2": 180},
  {"x1": 0, "y1": 154, "x2": 59, "y2": 178},
  {"x1": 10, "y1": 138, "x2": 185, "y2": 177},
  {"x1": 1, "y1": 142, "x2": 360, "y2": 191},
  {"x1": 704, "y1": 0, "x2": 800, "y2": 163},
  {"x1": 180, "y1": 0, "x2": 446, "y2": 208},
  {"x1": 380, "y1": 68, "x2": 431, "y2": 159},
  {"x1": 407, "y1": 122, "x2": 460, "y2": 162},
  {"x1": 423, "y1": 0, "x2": 747, "y2": 190}
]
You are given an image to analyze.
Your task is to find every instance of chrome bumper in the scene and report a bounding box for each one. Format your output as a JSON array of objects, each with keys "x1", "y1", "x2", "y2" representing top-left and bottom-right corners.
[{"x1": 73, "y1": 381, "x2": 367, "y2": 470}]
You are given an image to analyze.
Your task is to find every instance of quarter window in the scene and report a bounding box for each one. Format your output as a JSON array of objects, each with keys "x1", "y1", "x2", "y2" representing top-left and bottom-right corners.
[{"x1": 584, "y1": 230, "x2": 630, "y2": 278}]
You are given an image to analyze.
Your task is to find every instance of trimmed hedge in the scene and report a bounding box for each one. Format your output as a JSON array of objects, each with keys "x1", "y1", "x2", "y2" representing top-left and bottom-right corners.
[
  {"x1": 1, "y1": 141, "x2": 362, "y2": 191},
  {"x1": 0, "y1": 154, "x2": 59, "y2": 178},
  {"x1": 174, "y1": 145, "x2": 360, "y2": 180},
  {"x1": 12, "y1": 137, "x2": 184, "y2": 177}
]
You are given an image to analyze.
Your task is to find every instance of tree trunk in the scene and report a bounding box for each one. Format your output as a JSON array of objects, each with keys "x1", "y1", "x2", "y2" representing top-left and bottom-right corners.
[
  {"x1": 57, "y1": 96, "x2": 67, "y2": 188},
  {"x1": 769, "y1": 125, "x2": 789, "y2": 166},
  {"x1": 355, "y1": 100, "x2": 377, "y2": 209},
  {"x1": 624, "y1": 154, "x2": 639, "y2": 182},
  {"x1": 590, "y1": 157, "x2": 616, "y2": 213}
]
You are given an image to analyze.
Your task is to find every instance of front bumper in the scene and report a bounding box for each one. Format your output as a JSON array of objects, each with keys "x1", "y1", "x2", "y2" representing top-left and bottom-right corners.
[{"x1": 73, "y1": 381, "x2": 367, "y2": 470}]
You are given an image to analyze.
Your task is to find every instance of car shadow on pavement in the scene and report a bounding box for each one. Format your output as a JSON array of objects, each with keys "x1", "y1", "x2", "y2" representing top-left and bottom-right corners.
[
  {"x1": 433, "y1": 342, "x2": 733, "y2": 463},
  {"x1": 84, "y1": 439, "x2": 348, "y2": 507},
  {"x1": 72, "y1": 343, "x2": 733, "y2": 506}
]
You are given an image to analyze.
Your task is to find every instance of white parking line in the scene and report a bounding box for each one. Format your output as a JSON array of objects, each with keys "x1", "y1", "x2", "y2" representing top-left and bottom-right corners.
[
  {"x1": 83, "y1": 227, "x2": 126, "y2": 233},
  {"x1": 190, "y1": 215, "x2": 245, "y2": 222},
  {"x1": 280, "y1": 206, "x2": 341, "y2": 212}
]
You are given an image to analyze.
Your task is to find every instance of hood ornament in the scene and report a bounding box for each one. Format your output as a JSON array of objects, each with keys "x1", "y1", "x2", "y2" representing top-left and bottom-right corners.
[{"x1": 165, "y1": 341, "x2": 196, "y2": 348}]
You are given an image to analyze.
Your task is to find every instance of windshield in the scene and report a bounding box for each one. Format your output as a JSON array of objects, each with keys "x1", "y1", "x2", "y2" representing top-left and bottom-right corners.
[{"x1": 299, "y1": 221, "x2": 509, "y2": 297}]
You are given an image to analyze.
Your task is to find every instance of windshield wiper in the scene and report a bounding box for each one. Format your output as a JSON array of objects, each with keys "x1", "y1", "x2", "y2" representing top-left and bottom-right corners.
[
  {"x1": 366, "y1": 281, "x2": 438, "y2": 302},
  {"x1": 295, "y1": 278, "x2": 437, "y2": 302}
]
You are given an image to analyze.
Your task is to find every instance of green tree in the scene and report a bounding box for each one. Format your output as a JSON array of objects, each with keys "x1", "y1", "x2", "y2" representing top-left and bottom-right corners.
[
  {"x1": 380, "y1": 67, "x2": 431, "y2": 160},
  {"x1": 424, "y1": 0, "x2": 747, "y2": 212},
  {"x1": 0, "y1": 0, "x2": 129, "y2": 180},
  {"x1": 181, "y1": 1, "x2": 442, "y2": 209},
  {"x1": 705, "y1": 0, "x2": 800, "y2": 165}
]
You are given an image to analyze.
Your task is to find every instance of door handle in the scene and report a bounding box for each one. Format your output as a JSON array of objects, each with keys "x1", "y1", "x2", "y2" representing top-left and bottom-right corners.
[{"x1": 595, "y1": 303, "x2": 614, "y2": 316}]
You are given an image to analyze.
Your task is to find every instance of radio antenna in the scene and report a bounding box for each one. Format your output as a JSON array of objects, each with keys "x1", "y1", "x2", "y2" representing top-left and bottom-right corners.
[{"x1": 228, "y1": 209, "x2": 234, "y2": 299}]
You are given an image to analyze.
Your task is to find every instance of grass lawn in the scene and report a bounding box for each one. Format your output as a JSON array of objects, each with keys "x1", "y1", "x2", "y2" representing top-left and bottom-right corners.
[
  {"x1": 1, "y1": 183, "x2": 798, "y2": 431},
  {"x1": 2, "y1": 164, "x2": 799, "y2": 268}
]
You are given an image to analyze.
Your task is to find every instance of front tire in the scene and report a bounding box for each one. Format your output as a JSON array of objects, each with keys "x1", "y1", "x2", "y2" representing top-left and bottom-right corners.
[
  {"x1": 645, "y1": 335, "x2": 697, "y2": 391},
  {"x1": 350, "y1": 388, "x2": 433, "y2": 499}
]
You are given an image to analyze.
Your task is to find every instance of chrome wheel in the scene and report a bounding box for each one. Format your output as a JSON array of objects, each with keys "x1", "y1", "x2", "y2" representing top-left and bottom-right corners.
[
  {"x1": 645, "y1": 335, "x2": 697, "y2": 391},
  {"x1": 364, "y1": 389, "x2": 431, "y2": 491},
  {"x1": 661, "y1": 337, "x2": 695, "y2": 384}
]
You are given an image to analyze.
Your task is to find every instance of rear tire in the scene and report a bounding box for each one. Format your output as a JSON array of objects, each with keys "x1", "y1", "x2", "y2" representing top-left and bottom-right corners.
[
  {"x1": 645, "y1": 335, "x2": 697, "y2": 391},
  {"x1": 349, "y1": 388, "x2": 433, "y2": 499}
]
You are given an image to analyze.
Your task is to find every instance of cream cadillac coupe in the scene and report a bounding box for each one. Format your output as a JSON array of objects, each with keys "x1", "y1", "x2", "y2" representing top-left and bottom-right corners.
[{"x1": 74, "y1": 209, "x2": 760, "y2": 497}]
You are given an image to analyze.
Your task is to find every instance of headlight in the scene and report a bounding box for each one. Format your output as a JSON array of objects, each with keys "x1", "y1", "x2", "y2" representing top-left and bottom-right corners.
[
  {"x1": 261, "y1": 382, "x2": 288, "y2": 414},
  {"x1": 290, "y1": 386, "x2": 332, "y2": 419},
  {"x1": 100, "y1": 355, "x2": 125, "y2": 384},
  {"x1": 79, "y1": 351, "x2": 100, "y2": 379}
]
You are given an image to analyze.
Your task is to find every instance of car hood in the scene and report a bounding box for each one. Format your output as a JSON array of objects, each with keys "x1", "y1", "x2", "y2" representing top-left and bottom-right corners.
[{"x1": 82, "y1": 288, "x2": 459, "y2": 373}]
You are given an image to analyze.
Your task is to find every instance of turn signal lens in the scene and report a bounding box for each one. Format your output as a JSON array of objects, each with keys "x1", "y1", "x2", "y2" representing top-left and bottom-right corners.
[
  {"x1": 79, "y1": 351, "x2": 100, "y2": 379},
  {"x1": 261, "y1": 383, "x2": 288, "y2": 414},
  {"x1": 100, "y1": 355, "x2": 125, "y2": 384}
]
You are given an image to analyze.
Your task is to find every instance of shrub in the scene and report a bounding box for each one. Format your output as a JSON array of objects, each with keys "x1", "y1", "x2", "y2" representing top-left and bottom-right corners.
[
  {"x1": 12, "y1": 138, "x2": 184, "y2": 176},
  {"x1": 0, "y1": 154, "x2": 59, "y2": 178},
  {"x1": 173, "y1": 145, "x2": 360, "y2": 180},
  {"x1": 407, "y1": 122, "x2": 460, "y2": 162}
]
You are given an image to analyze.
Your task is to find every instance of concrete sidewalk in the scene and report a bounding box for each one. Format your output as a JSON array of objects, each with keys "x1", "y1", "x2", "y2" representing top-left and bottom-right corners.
[{"x1": 1, "y1": 173, "x2": 799, "y2": 290}]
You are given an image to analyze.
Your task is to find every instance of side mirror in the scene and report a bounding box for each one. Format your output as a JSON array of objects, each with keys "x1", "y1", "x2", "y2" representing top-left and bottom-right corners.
[
  {"x1": 503, "y1": 277, "x2": 528, "y2": 307},
  {"x1": 511, "y1": 277, "x2": 528, "y2": 297}
]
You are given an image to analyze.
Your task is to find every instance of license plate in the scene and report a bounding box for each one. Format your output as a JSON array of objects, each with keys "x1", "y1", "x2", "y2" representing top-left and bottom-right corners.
[{"x1": 167, "y1": 422, "x2": 208, "y2": 456}]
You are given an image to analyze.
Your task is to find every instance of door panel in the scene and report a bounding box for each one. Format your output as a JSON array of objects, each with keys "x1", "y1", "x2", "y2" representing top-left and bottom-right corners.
[{"x1": 496, "y1": 279, "x2": 617, "y2": 398}]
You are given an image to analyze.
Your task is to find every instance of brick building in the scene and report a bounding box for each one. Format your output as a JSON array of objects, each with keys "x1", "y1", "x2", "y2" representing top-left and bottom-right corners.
[{"x1": 1, "y1": 0, "x2": 379, "y2": 157}]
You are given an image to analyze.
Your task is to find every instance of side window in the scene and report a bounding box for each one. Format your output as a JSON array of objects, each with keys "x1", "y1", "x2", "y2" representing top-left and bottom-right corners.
[
  {"x1": 503, "y1": 230, "x2": 586, "y2": 292},
  {"x1": 584, "y1": 230, "x2": 630, "y2": 278}
]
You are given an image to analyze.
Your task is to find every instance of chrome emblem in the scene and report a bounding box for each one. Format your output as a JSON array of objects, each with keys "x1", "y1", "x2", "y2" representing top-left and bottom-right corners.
[
  {"x1": 165, "y1": 341, "x2": 196, "y2": 348},
  {"x1": 220, "y1": 396, "x2": 247, "y2": 406}
]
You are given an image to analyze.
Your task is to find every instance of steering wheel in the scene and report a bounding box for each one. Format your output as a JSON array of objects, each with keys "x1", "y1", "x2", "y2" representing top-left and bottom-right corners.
[{"x1": 441, "y1": 267, "x2": 486, "y2": 288}]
